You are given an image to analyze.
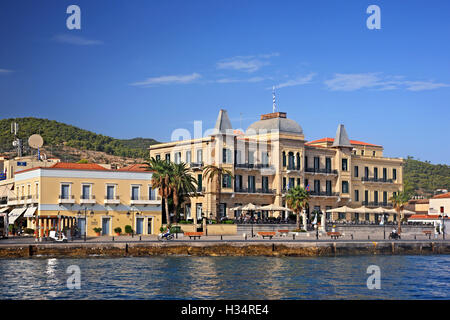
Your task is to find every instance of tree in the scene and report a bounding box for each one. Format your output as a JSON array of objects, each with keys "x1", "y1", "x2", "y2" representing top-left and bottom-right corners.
[
  {"x1": 390, "y1": 191, "x2": 410, "y2": 234},
  {"x1": 286, "y1": 186, "x2": 310, "y2": 230},
  {"x1": 202, "y1": 165, "x2": 233, "y2": 222},
  {"x1": 169, "y1": 162, "x2": 198, "y2": 223},
  {"x1": 145, "y1": 157, "x2": 173, "y2": 225}
]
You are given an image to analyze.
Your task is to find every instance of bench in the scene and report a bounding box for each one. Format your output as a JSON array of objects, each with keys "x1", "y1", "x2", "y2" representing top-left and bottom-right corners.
[
  {"x1": 184, "y1": 232, "x2": 203, "y2": 240},
  {"x1": 278, "y1": 229, "x2": 290, "y2": 237},
  {"x1": 423, "y1": 230, "x2": 432, "y2": 239},
  {"x1": 327, "y1": 232, "x2": 342, "y2": 239},
  {"x1": 258, "y1": 231, "x2": 276, "y2": 239}
]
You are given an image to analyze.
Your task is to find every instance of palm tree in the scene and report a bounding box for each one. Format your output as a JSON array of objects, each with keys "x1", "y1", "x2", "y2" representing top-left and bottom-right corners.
[
  {"x1": 390, "y1": 191, "x2": 409, "y2": 234},
  {"x1": 202, "y1": 165, "x2": 233, "y2": 222},
  {"x1": 286, "y1": 186, "x2": 310, "y2": 230},
  {"x1": 169, "y1": 162, "x2": 198, "y2": 223},
  {"x1": 145, "y1": 157, "x2": 173, "y2": 225}
]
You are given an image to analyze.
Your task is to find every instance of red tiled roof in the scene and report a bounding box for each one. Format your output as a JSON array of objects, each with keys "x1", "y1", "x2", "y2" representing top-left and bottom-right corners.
[
  {"x1": 50, "y1": 163, "x2": 109, "y2": 170},
  {"x1": 117, "y1": 164, "x2": 150, "y2": 172},
  {"x1": 306, "y1": 137, "x2": 381, "y2": 147},
  {"x1": 432, "y1": 192, "x2": 450, "y2": 199}
]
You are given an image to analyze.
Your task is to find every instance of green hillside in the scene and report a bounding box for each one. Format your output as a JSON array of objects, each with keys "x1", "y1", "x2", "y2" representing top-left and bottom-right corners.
[
  {"x1": 403, "y1": 156, "x2": 450, "y2": 195},
  {"x1": 0, "y1": 117, "x2": 159, "y2": 159}
]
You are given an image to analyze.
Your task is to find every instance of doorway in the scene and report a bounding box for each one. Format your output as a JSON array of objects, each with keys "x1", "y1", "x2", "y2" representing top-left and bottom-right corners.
[
  {"x1": 101, "y1": 217, "x2": 110, "y2": 235},
  {"x1": 136, "y1": 217, "x2": 144, "y2": 235},
  {"x1": 147, "y1": 217, "x2": 153, "y2": 235}
]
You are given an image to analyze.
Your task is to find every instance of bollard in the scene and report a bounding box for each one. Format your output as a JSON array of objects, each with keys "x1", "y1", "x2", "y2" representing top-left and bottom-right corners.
[
  {"x1": 220, "y1": 235, "x2": 223, "y2": 241},
  {"x1": 125, "y1": 243, "x2": 129, "y2": 255},
  {"x1": 139, "y1": 236, "x2": 141, "y2": 241},
  {"x1": 293, "y1": 234, "x2": 295, "y2": 240}
]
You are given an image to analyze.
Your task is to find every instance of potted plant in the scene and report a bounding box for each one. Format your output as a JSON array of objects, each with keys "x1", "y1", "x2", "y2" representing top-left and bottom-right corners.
[
  {"x1": 114, "y1": 227, "x2": 122, "y2": 236},
  {"x1": 8, "y1": 224, "x2": 14, "y2": 236},
  {"x1": 125, "y1": 225, "x2": 133, "y2": 236},
  {"x1": 93, "y1": 227, "x2": 102, "y2": 236}
]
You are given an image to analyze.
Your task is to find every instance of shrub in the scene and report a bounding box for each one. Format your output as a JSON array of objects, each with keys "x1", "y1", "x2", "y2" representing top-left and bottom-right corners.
[
  {"x1": 93, "y1": 227, "x2": 102, "y2": 233},
  {"x1": 125, "y1": 225, "x2": 133, "y2": 234},
  {"x1": 114, "y1": 227, "x2": 122, "y2": 234},
  {"x1": 221, "y1": 220, "x2": 234, "y2": 224},
  {"x1": 24, "y1": 228, "x2": 34, "y2": 235}
]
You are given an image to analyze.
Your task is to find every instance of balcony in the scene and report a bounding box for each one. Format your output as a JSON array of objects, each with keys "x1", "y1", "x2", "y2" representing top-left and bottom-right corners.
[
  {"x1": 189, "y1": 162, "x2": 204, "y2": 169},
  {"x1": 234, "y1": 187, "x2": 275, "y2": 194},
  {"x1": 308, "y1": 190, "x2": 340, "y2": 197},
  {"x1": 7, "y1": 196, "x2": 19, "y2": 205},
  {"x1": 25, "y1": 195, "x2": 39, "y2": 204},
  {"x1": 305, "y1": 168, "x2": 338, "y2": 175},
  {"x1": 104, "y1": 195, "x2": 120, "y2": 205},
  {"x1": 58, "y1": 195, "x2": 75, "y2": 204},
  {"x1": 362, "y1": 201, "x2": 393, "y2": 208},
  {"x1": 130, "y1": 196, "x2": 160, "y2": 206},
  {"x1": 361, "y1": 177, "x2": 394, "y2": 183},
  {"x1": 235, "y1": 163, "x2": 273, "y2": 170},
  {"x1": 80, "y1": 194, "x2": 96, "y2": 204}
]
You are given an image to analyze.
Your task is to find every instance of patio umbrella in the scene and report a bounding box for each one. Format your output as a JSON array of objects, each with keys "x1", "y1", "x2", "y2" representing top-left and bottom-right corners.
[
  {"x1": 241, "y1": 203, "x2": 261, "y2": 211},
  {"x1": 231, "y1": 205, "x2": 244, "y2": 211},
  {"x1": 325, "y1": 206, "x2": 358, "y2": 213},
  {"x1": 259, "y1": 204, "x2": 292, "y2": 212}
]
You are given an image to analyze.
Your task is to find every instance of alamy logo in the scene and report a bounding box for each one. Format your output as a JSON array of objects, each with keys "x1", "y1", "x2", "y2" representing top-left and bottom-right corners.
[
  {"x1": 66, "y1": 5, "x2": 81, "y2": 30},
  {"x1": 66, "y1": 265, "x2": 81, "y2": 289},
  {"x1": 366, "y1": 265, "x2": 381, "y2": 289},
  {"x1": 366, "y1": 5, "x2": 381, "y2": 30}
]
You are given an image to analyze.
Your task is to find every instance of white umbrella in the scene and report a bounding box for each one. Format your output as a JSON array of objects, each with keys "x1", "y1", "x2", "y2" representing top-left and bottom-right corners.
[
  {"x1": 259, "y1": 204, "x2": 292, "y2": 212},
  {"x1": 326, "y1": 206, "x2": 358, "y2": 213},
  {"x1": 241, "y1": 203, "x2": 261, "y2": 211},
  {"x1": 231, "y1": 205, "x2": 244, "y2": 211}
]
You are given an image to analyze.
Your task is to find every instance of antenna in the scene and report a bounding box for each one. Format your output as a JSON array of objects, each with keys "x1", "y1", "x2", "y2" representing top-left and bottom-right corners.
[
  {"x1": 11, "y1": 122, "x2": 22, "y2": 157},
  {"x1": 272, "y1": 86, "x2": 277, "y2": 113}
]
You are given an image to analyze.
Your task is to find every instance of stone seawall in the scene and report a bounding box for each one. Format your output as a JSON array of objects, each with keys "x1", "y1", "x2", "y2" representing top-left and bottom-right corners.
[{"x1": 1, "y1": 241, "x2": 449, "y2": 258}]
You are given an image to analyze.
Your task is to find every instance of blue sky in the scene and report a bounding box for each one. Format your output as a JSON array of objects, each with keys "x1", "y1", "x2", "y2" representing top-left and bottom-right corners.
[{"x1": 1, "y1": 0, "x2": 449, "y2": 164}]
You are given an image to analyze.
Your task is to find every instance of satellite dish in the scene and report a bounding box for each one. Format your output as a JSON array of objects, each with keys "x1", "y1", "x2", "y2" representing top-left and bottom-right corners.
[{"x1": 28, "y1": 134, "x2": 44, "y2": 149}]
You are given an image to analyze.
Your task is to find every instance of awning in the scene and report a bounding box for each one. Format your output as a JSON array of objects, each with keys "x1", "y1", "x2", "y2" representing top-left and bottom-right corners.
[
  {"x1": 24, "y1": 206, "x2": 37, "y2": 218},
  {"x1": 8, "y1": 207, "x2": 27, "y2": 224},
  {"x1": 0, "y1": 184, "x2": 14, "y2": 198},
  {"x1": 0, "y1": 206, "x2": 10, "y2": 213}
]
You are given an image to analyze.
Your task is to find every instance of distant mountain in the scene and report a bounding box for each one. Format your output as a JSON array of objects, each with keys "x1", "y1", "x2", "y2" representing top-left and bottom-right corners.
[{"x1": 0, "y1": 117, "x2": 159, "y2": 159}]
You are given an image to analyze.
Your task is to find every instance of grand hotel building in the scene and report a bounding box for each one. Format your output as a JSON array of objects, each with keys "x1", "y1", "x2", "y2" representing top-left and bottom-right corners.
[{"x1": 149, "y1": 109, "x2": 403, "y2": 223}]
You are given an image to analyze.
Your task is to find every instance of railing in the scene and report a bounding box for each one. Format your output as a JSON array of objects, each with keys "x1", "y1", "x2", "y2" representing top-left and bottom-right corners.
[
  {"x1": 81, "y1": 195, "x2": 96, "y2": 200},
  {"x1": 104, "y1": 195, "x2": 120, "y2": 200},
  {"x1": 131, "y1": 196, "x2": 158, "y2": 201},
  {"x1": 362, "y1": 201, "x2": 393, "y2": 208},
  {"x1": 234, "y1": 187, "x2": 275, "y2": 194},
  {"x1": 58, "y1": 195, "x2": 75, "y2": 200},
  {"x1": 189, "y1": 162, "x2": 204, "y2": 168},
  {"x1": 361, "y1": 177, "x2": 394, "y2": 183},
  {"x1": 308, "y1": 191, "x2": 340, "y2": 197},
  {"x1": 234, "y1": 163, "x2": 273, "y2": 169},
  {"x1": 305, "y1": 167, "x2": 338, "y2": 174},
  {"x1": 286, "y1": 165, "x2": 300, "y2": 171}
]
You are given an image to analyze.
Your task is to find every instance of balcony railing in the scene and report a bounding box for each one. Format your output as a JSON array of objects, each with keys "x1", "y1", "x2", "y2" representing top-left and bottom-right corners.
[
  {"x1": 361, "y1": 177, "x2": 394, "y2": 183},
  {"x1": 130, "y1": 196, "x2": 160, "y2": 205},
  {"x1": 58, "y1": 195, "x2": 75, "y2": 204},
  {"x1": 234, "y1": 187, "x2": 275, "y2": 194},
  {"x1": 286, "y1": 165, "x2": 300, "y2": 171},
  {"x1": 362, "y1": 201, "x2": 393, "y2": 208},
  {"x1": 80, "y1": 195, "x2": 96, "y2": 204},
  {"x1": 189, "y1": 162, "x2": 204, "y2": 169},
  {"x1": 234, "y1": 163, "x2": 272, "y2": 170},
  {"x1": 104, "y1": 195, "x2": 120, "y2": 205},
  {"x1": 308, "y1": 190, "x2": 340, "y2": 197},
  {"x1": 305, "y1": 168, "x2": 338, "y2": 174}
]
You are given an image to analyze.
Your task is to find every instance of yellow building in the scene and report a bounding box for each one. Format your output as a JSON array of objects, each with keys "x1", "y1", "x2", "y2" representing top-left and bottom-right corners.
[
  {"x1": 149, "y1": 109, "x2": 403, "y2": 224},
  {"x1": 6, "y1": 162, "x2": 161, "y2": 238}
]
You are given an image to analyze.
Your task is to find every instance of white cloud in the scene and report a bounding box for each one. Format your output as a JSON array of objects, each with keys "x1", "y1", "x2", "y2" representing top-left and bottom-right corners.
[
  {"x1": 273, "y1": 73, "x2": 316, "y2": 89},
  {"x1": 53, "y1": 34, "x2": 103, "y2": 46},
  {"x1": 0, "y1": 69, "x2": 13, "y2": 74},
  {"x1": 216, "y1": 53, "x2": 279, "y2": 73},
  {"x1": 131, "y1": 73, "x2": 201, "y2": 86},
  {"x1": 324, "y1": 73, "x2": 450, "y2": 92},
  {"x1": 216, "y1": 76, "x2": 268, "y2": 83}
]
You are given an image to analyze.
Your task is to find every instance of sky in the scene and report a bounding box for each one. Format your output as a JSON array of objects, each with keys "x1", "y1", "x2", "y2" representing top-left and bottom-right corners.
[{"x1": 0, "y1": 0, "x2": 449, "y2": 164}]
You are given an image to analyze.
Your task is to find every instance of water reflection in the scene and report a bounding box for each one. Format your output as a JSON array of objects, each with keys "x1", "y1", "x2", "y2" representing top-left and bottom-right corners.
[{"x1": 0, "y1": 255, "x2": 449, "y2": 300}]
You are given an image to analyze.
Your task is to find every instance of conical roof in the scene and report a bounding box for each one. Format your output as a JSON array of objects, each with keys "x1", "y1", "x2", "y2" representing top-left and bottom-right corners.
[
  {"x1": 331, "y1": 124, "x2": 352, "y2": 148},
  {"x1": 213, "y1": 109, "x2": 232, "y2": 133}
]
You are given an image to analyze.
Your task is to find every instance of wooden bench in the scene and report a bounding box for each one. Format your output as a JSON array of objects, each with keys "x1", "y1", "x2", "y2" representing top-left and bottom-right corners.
[
  {"x1": 184, "y1": 232, "x2": 203, "y2": 240},
  {"x1": 278, "y1": 229, "x2": 290, "y2": 237},
  {"x1": 327, "y1": 232, "x2": 342, "y2": 239},
  {"x1": 423, "y1": 230, "x2": 432, "y2": 239},
  {"x1": 258, "y1": 231, "x2": 276, "y2": 239}
]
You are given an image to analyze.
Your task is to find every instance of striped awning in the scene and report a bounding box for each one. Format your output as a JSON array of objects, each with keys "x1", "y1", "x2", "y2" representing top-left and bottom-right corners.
[
  {"x1": 0, "y1": 206, "x2": 9, "y2": 213},
  {"x1": 8, "y1": 207, "x2": 27, "y2": 224},
  {"x1": 24, "y1": 206, "x2": 37, "y2": 217}
]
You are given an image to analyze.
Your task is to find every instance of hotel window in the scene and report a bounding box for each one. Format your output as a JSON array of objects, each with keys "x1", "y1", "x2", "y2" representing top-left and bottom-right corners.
[
  {"x1": 248, "y1": 150, "x2": 255, "y2": 164},
  {"x1": 234, "y1": 175, "x2": 242, "y2": 191},
  {"x1": 197, "y1": 174, "x2": 202, "y2": 192},
  {"x1": 131, "y1": 186, "x2": 140, "y2": 200},
  {"x1": 365, "y1": 190, "x2": 369, "y2": 202},
  {"x1": 365, "y1": 213, "x2": 370, "y2": 221},
  {"x1": 383, "y1": 168, "x2": 387, "y2": 180},
  {"x1": 342, "y1": 159, "x2": 348, "y2": 171},
  {"x1": 314, "y1": 157, "x2": 320, "y2": 170},
  {"x1": 326, "y1": 206, "x2": 332, "y2": 220},
  {"x1": 297, "y1": 178, "x2": 301, "y2": 186},
  {"x1": 296, "y1": 153, "x2": 301, "y2": 170},
  {"x1": 354, "y1": 166, "x2": 359, "y2": 177},
  {"x1": 282, "y1": 152, "x2": 286, "y2": 167},
  {"x1": 223, "y1": 148, "x2": 232, "y2": 164},
  {"x1": 304, "y1": 156, "x2": 308, "y2": 169},
  {"x1": 374, "y1": 167, "x2": 378, "y2": 180},
  {"x1": 106, "y1": 185, "x2": 115, "y2": 200},
  {"x1": 196, "y1": 203, "x2": 202, "y2": 220},
  {"x1": 261, "y1": 152, "x2": 269, "y2": 165},
  {"x1": 149, "y1": 186, "x2": 157, "y2": 200},
  {"x1": 304, "y1": 178, "x2": 309, "y2": 189},
  {"x1": 314, "y1": 180, "x2": 320, "y2": 193},
  {"x1": 342, "y1": 181, "x2": 349, "y2": 194},
  {"x1": 235, "y1": 150, "x2": 242, "y2": 164},
  {"x1": 185, "y1": 204, "x2": 191, "y2": 219},
  {"x1": 60, "y1": 184, "x2": 70, "y2": 199},
  {"x1": 219, "y1": 203, "x2": 227, "y2": 217},
  {"x1": 288, "y1": 152, "x2": 295, "y2": 169},
  {"x1": 165, "y1": 153, "x2": 170, "y2": 162},
  {"x1": 283, "y1": 177, "x2": 287, "y2": 190},
  {"x1": 289, "y1": 178, "x2": 295, "y2": 190},
  {"x1": 373, "y1": 151, "x2": 376, "y2": 156},
  {"x1": 354, "y1": 189, "x2": 359, "y2": 202},
  {"x1": 374, "y1": 191, "x2": 379, "y2": 205},
  {"x1": 155, "y1": 154, "x2": 160, "y2": 161},
  {"x1": 364, "y1": 166, "x2": 369, "y2": 178},
  {"x1": 393, "y1": 168, "x2": 397, "y2": 180},
  {"x1": 82, "y1": 184, "x2": 91, "y2": 199},
  {"x1": 262, "y1": 176, "x2": 269, "y2": 192},
  {"x1": 326, "y1": 180, "x2": 332, "y2": 195},
  {"x1": 383, "y1": 191, "x2": 387, "y2": 204},
  {"x1": 196, "y1": 149, "x2": 203, "y2": 163},
  {"x1": 222, "y1": 174, "x2": 232, "y2": 188},
  {"x1": 325, "y1": 157, "x2": 331, "y2": 172},
  {"x1": 174, "y1": 152, "x2": 181, "y2": 164},
  {"x1": 185, "y1": 151, "x2": 191, "y2": 164},
  {"x1": 248, "y1": 176, "x2": 256, "y2": 193},
  {"x1": 361, "y1": 150, "x2": 364, "y2": 156},
  {"x1": 35, "y1": 183, "x2": 39, "y2": 198}
]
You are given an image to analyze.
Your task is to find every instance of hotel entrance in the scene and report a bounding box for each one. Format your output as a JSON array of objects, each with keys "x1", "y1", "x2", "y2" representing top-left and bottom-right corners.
[
  {"x1": 102, "y1": 217, "x2": 111, "y2": 235},
  {"x1": 136, "y1": 217, "x2": 144, "y2": 234},
  {"x1": 147, "y1": 217, "x2": 153, "y2": 235}
]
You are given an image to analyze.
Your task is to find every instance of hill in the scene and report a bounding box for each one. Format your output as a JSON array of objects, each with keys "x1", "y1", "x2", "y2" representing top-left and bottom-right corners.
[
  {"x1": 403, "y1": 156, "x2": 450, "y2": 196},
  {"x1": 0, "y1": 117, "x2": 159, "y2": 160}
]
